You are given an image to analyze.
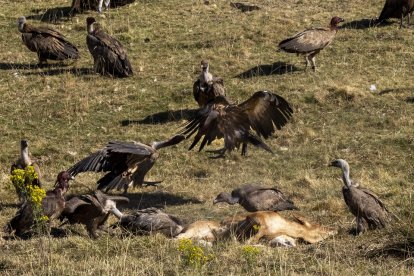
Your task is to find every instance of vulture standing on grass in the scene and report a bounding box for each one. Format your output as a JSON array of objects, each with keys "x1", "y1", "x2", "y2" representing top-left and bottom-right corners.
[
  {"x1": 330, "y1": 159, "x2": 394, "y2": 234},
  {"x1": 180, "y1": 91, "x2": 293, "y2": 157},
  {"x1": 11, "y1": 140, "x2": 42, "y2": 200},
  {"x1": 5, "y1": 172, "x2": 73, "y2": 238},
  {"x1": 278, "y1": 16, "x2": 344, "y2": 71},
  {"x1": 67, "y1": 134, "x2": 185, "y2": 193},
  {"x1": 86, "y1": 17, "x2": 133, "y2": 77},
  {"x1": 17, "y1": 16, "x2": 79, "y2": 66},
  {"x1": 60, "y1": 190, "x2": 129, "y2": 239},
  {"x1": 378, "y1": 0, "x2": 414, "y2": 28},
  {"x1": 193, "y1": 60, "x2": 225, "y2": 107},
  {"x1": 117, "y1": 207, "x2": 184, "y2": 237},
  {"x1": 213, "y1": 184, "x2": 298, "y2": 212}
]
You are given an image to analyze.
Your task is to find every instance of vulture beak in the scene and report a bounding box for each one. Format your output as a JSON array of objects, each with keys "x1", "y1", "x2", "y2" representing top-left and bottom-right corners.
[
  {"x1": 213, "y1": 198, "x2": 219, "y2": 204},
  {"x1": 69, "y1": 175, "x2": 75, "y2": 180}
]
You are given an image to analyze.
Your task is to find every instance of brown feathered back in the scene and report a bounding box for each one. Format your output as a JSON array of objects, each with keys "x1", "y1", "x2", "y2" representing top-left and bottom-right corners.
[{"x1": 378, "y1": 0, "x2": 414, "y2": 25}]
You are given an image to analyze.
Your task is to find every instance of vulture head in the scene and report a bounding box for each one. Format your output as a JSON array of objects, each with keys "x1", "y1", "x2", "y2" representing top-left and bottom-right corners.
[
  {"x1": 201, "y1": 60, "x2": 209, "y2": 72},
  {"x1": 329, "y1": 16, "x2": 345, "y2": 29},
  {"x1": 329, "y1": 159, "x2": 349, "y2": 171},
  {"x1": 20, "y1": 139, "x2": 28, "y2": 150},
  {"x1": 86, "y1": 17, "x2": 97, "y2": 34},
  {"x1": 17, "y1": 16, "x2": 26, "y2": 32},
  {"x1": 55, "y1": 171, "x2": 74, "y2": 195},
  {"x1": 213, "y1": 192, "x2": 239, "y2": 205}
]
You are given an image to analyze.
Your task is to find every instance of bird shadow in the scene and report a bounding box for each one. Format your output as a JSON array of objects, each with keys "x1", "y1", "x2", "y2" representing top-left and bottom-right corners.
[
  {"x1": 27, "y1": 7, "x2": 73, "y2": 23},
  {"x1": 0, "y1": 62, "x2": 45, "y2": 70},
  {"x1": 0, "y1": 202, "x2": 20, "y2": 211},
  {"x1": 235, "y1": 62, "x2": 299, "y2": 79},
  {"x1": 21, "y1": 67, "x2": 92, "y2": 76},
  {"x1": 121, "y1": 108, "x2": 198, "y2": 126},
  {"x1": 122, "y1": 191, "x2": 203, "y2": 209},
  {"x1": 378, "y1": 87, "x2": 414, "y2": 95},
  {"x1": 366, "y1": 241, "x2": 414, "y2": 260},
  {"x1": 341, "y1": 18, "x2": 393, "y2": 29}
]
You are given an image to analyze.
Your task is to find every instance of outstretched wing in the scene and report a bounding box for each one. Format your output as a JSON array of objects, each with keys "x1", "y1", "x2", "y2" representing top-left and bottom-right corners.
[
  {"x1": 238, "y1": 91, "x2": 293, "y2": 139},
  {"x1": 180, "y1": 97, "x2": 254, "y2": 152}
]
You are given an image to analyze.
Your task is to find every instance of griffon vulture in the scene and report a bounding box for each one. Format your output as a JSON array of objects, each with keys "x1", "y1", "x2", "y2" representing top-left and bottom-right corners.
[
  {"x1": 193, "y1": 60, "x2": 225, "y2": 107},
  {"x1": 378, "y1": 0, "x2": 414, "y2": 28}
]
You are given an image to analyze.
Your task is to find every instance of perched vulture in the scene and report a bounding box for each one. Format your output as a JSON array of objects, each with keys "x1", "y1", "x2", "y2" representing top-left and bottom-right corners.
[
  {"x1": 5, "y1": 172, "x2": 73, "y2": 238},
  {"x1": 278, "y1": 16, "x2": 344, "y2": 71},
  {"x1": 180, "y1": 91, "x2": 293, "y2": 157},
  {"x1": 11, "y1": 140, "x2": 42, "y2": 200},
  {"x1": 213, "y1": 184, "x2": 298, "y2": 212},
  {"x1": 86, "y1": 17, "x2": 133, "y2": 77},
  {"x1": 193, "y1": 60, "x2": 225, "y2": 107},
  {"x1": 17, "y1": 16, "x2": 79, "y2": 66},
  {"x1": 60, "y1": 190, "x2": 129, "y2": 238},
  {"x1": 378, "y1": 0, "x2": 414, "y2": 28},
  {"x1": 67, "y1": 134, "x2": 185, "y2": 193},
  {"x1": 117, "y1": 207, "x2": 184, "y2": 237},
  {"x1": 71, "y1": 0, "x2": 135, "y2": 13},
  {"x1": 330, "y1": 159, "x2": 394, "y2": 234}
]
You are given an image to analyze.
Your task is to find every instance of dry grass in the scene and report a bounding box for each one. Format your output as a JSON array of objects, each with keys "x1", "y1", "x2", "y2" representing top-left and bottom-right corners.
[{"x1": 0, "y1": 0, "x2": 413, "y2": 274}]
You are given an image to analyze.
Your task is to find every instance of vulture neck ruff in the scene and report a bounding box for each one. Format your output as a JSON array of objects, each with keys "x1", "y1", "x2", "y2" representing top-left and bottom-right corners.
[
  {"x1": 20, "y1": 146, "x2": 31, "y2": 166},
  {"x1": 340, "y1": 163, "x2": 352, "y2": 188}
]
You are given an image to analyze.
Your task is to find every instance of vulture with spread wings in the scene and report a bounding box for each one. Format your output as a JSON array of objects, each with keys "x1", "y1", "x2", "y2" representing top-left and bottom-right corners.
[
  {"x1": 17, "y1": 16, "x2": 79, "y2": 66},
  {"x1": 180, "y1": 91, "x2": 293, "y2": 157},
  {"x1": 67, "y1": 135, "x2": 185, "y2": 193},
  {"x1": 86, "y1": 17, "x2": 133, "y2": 77}
]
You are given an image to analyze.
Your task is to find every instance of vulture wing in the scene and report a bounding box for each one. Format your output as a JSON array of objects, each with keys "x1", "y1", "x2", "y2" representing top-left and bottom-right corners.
[
  {"x1": 358, "y1": 187, "x2": 391, "y2": 214},
  {"x1": 193, "y1": 78, "x2": 226, "y2": 107},
  {"x1": 238, "y1": 91, "x2": 293, "y2": 139},
  {"x1": 278, "y1": 28, "x2": 335, "y2": 54},
  {"x1": 181, "y1": 97, "x2": 269, "y2": 153}
]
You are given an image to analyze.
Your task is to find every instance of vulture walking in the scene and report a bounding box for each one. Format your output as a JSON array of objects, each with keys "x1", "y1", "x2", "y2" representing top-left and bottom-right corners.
[
  {"x1": 17, "y1": 16, "x2": 79, "y2": 66},
  {"x1": 278, "y1": 16, "x2": 344, "y2": 71},
  {"x1": 378, "y1": 0, "x2": 414, "y2": 28},
  {"x1": 213, "y1": 184, "x2": 298, "y2": 212},
  {"x1": 11, "y1": 140, "x2": 42, "y2": 200},
  {"x1": 67, "y1": 134, "x2": 185, "y2": 193},
  {"x1": 86, "y1": 17, "x2": 133, "y2": 77},
  {"x1": 60, "y1": 190, "x2": 129, "y2": 239},
  {"x1": 330, "y1": 159, "x2": 394, "y2": 234},
  {"x1": 5, "y1": 172, "x2": 73, "y2": 238},
  {"x1": 117, "y1": 207, "x2": 184, "y2": 237},
  {"x1": 180, "y1": 91, "x2": 293, "y2": 157},
  {"x1": 193, "y1": 60, "x2": 225, "y2": 107}
]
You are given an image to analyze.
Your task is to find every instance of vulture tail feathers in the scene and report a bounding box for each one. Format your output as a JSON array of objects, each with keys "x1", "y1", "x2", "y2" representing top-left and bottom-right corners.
[{"x1": 246, "y1": 134, "x2": 273, "y2": 153}]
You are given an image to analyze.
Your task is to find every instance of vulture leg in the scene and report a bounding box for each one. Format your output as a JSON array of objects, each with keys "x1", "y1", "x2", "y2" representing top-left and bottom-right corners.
[
  {"x1": 309, "y1": 52, "x2": 317, "y2": 71},
  {"x1": 304, "y1": 55, "x2": 311, "y2": 70},
  {"x1": 241, "y1": 142, "x2": 248, "y2": 156},
  {"x1": 38, "y1": 54, "x2": 48, "y2": 67},
  {"x1": 355, "y1": 216, "x2": 367, "y2": 235}
]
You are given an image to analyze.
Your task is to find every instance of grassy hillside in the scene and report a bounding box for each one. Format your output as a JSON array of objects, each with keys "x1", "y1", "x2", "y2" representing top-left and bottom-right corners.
[{"x1": 0, "y1": 0, "x2": 413, "y2": 274}]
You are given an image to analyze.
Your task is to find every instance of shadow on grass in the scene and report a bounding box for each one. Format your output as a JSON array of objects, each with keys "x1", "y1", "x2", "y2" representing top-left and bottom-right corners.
[
  {"x1": 366, "y1": 241, "x2": 414, "y2": 260},
  {"x1": 235, "y1": 61, "x2": 299, "y2": 79},
  {"x1": 27, "y1": 6, "x2": 73, "y2": 23},
  {"x1": 21, "y1": 67, "x2": 92, "y2": 76},
  {"x1": 121, "y1": 108, "x2": 199, "y2": 125},
  {"x1": 379, "y1": 87, "x2": 414, "y2": 95},
  {"x1": 122, "y1": 191, "x2": 202, "y2": 209},
  {"x1": 0, "y1": 203, "x2": 20, "y2": 211},
  {"x1": 0, "y1": 62, "x2": 44, "y2": 70},
  {"x1": 341, "y1": 18, "x2": 394, "y2": 29}
]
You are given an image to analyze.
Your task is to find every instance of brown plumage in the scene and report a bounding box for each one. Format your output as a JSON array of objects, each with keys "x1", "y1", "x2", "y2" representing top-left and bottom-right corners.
[
  {"x1": 11, "y1": 140, "x2": 42, "y2": 201},
  {"x1": 230, "y1": 2, "x2": 260, "y2": 12},
  {"x1": 17, "y1": 17, "x2": 79, "y2": 66},
  {"x1": 278, "y1": 16, "x2": 344, "y2": 71},
  {"x1": 117, "y1": 208, "x2": 184, "y2": 237},
  {"x1": 60, "y1": 190, "x2": 129, "y2": 239},
  {"x1": 86, "y1": 17, "x2": 133, "y2": 77},
  {"x1": 71, "y1": 0, "x2": 135, "y2": 14},
  {"x1": 213, "y1": 184, "x2": 298, "y2": 212},
  {"x1": 193, "y1": 60, "x2": 225, "y2": 107},
  {"x1": 378, "y1": 0, "x2": 414, "y2": 27},
  {"x1": 180, "y1": 91, "x2": 293, "y2": 157},
  {"x1": 176, "y1": 220, "x2": 223, "y2": 243},
  {"x1": 5, "y1": 172, "x2": 73, "y2": 238},
  {"x1": 330, "y1": 159, "x2": 394, "y2": 234},
  {"x1": 67, "y1": 134, "x2": 185, "y2": 193}
]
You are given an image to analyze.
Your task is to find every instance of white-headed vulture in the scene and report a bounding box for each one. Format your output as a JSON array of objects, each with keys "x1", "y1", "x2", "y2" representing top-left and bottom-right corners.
[
  {"x1": 17, "y1": 16, "x2": 79, "y2": 66},
  {"x1": 330, "y1": 159, "x2": 395, "y2": 234},
  {"x1": 86, "y1": 17, "x2": 133, "y2": 77},
  {"x1": 278, "y1": 16, "x2": 344, "y2": 71},
  {"x1": 67, "y1": 135, "x2": 185, "y2": 193},
  {"x1": 60, "y1": 190, "x2": 129, "y2": 239},
  {"x1": 180, "y1": 91, "x2": 293, "y2": 157},
  {"x1": 193, "y1": 60, "x2": 225, "y2": 107},
  {"x1": 378, "y1": 0, "x2": 414, "y2": 28},
  {"x1": 213, "y1": 183, "x2": 298, "y2": 212}
]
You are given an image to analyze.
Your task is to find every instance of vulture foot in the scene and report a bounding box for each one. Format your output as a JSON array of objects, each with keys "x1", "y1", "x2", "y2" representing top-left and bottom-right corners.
[
  {"x1": 206, "y1": 148, "x2": 227, "y2": 159},
  {"x1": 142, "y1": 180, "x2": 163, "y2": 187}
]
